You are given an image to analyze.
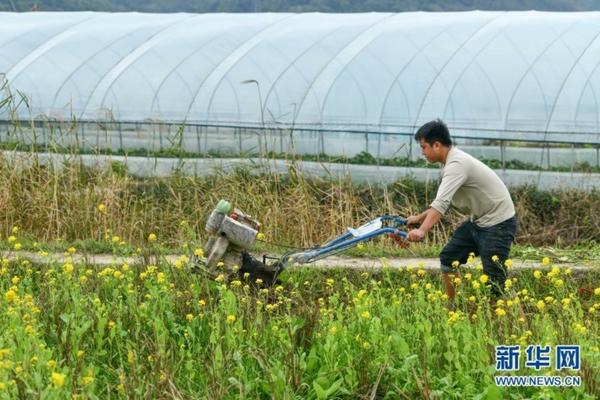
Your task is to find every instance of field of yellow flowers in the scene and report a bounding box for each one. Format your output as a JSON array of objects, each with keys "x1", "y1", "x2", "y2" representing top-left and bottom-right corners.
[{"x1": 0, "y1": 230, "x2": 598, "y2": 399}]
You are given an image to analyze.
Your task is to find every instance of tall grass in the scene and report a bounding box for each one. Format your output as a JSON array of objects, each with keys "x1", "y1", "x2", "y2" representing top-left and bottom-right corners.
[{"x1": 0, "y1": 153, "x2": 597, "y2": 251}]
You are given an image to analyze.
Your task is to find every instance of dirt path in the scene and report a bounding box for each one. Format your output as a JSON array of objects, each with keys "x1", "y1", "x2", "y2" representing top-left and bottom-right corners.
[{"x1": 3, "y1": 250, "x2": 597, "y2": 272}]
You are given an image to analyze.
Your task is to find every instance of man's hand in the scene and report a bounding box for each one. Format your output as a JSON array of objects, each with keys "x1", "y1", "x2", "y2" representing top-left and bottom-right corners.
[
  {"x1": 406, "y1": 215, "x2": 421, "y2": 226},
  {"x1": 388, "y1": 232, "x2": 409, "y2": 248},
  {"x1": 408, "y1": 228, "x2": 426, "y2": 242}
]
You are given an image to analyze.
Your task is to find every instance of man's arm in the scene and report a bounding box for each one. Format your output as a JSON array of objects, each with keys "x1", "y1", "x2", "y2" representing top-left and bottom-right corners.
[
  {"x1": 406, "y1": 160, "x2": 465, "y2": 242},
  {"x1": 407, "y1": 208, "x2": 442, "y2": 242},
  {"x1": 406, "y1": 210, "x2": 429, "y2": 225}
]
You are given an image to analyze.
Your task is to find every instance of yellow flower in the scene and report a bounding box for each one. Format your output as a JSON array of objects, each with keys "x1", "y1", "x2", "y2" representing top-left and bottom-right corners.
[
  {"x1": 472, "y1": 281, "x2": 481, "y2": 290},
  {"x1": 186, "y1": 314, "x2": 194, "y2": 321},
  {"x1": 533, "y1": 270, "x2": 542, "y2": 279},
  {"x1": 63, "y1": 263, "x2": 74, "y2": 274},
  {"x1": 14, "y1": 243, "x2": 22, "y2": 251},
  {"x1": 361, "y1": 311, "x2": 371, "y2": 319},
  {"x1": 553, "y1": 279, "x2": 564, "y2": 288},
  {"x1": 77, "y1": 350, "x2": 84, "y2": 358},
  {"x1": 67, "y1": 247, "x2": 76, "y2": 254},
  {"x1": 464, "y1": 273, "x2": 472, "y2": 281},
  {"x1": 265, "y1": 303, "x2": 277, "y2": 312},
  {"x1": 451, "y1": 260, "x2": 460, "y2": 268},
  {"x1": 127, "y1": 351, "x2": 135, "y2": 364},
  {"x1": 447, "y1": 310, "x2": 461, "y2": 324},
  {"x1": 362, "y1": 341, "x2": 370, "y2": 350},
  {"x1": 504, "y1": 259, "x2": 513, "y2": 268},
  {"x1": 504, "y1": 279, "x2": 513, "y2": 289},
  {"x1": 4, "y1": 290, "x2": 17, "y2": 302},
  {"x1": 542, "y1": 257, "x2": 550, "y2": 266},
  {"x1": 11, "y1": 276, "x2": 19, "y2": 285},
  {"x1": 479, "y1": 274, "x2": 489, "y2": 284},
  {"x1": 468, "y1": 295, "x2": 476, "y2": 303},
  {"x1": 11, "y1": 226, "x2": 18, "y2": 234},
  {"x1": 97, "y1": 203, "x2": 106, "y2": 213},
  {"x1": 147, "y1": 233, "x2": 157, "y2": 242},
  {"x1": 547, "y1": 268, "x2": 559, "y2": 280},
  {"x1": 536, "y1": 300, "x2": 546, "y2": 311},
  {"x1": 594, "y1": 287, "x2": 600, "y2": 296},
  {"x1": 491, "y1": 255, "x2": 499, "y2": 263},
  {"x1": 51, "y1": 372, "x2": 65, "y2": 387},
  {"x1": 194, "y1": 248, "x2": 204, "y2": 257},
  {"x1": 495, "y1": 308, "x2": 506, "y2": 317},
  {"x1": 198, "y1": 299, "x2": 206, "y2": 307},
  {"x1": 573, "y1": 323, "x2": 587, "y2": 334},
  {"x1": 7, "y1": 235, "x2": 16, "y2": 243},
  {"x1": 256, "y1": 232, "x2": 266, "y2": 240},
  {"x1": 82, "y1": 376, "x2": 94, "y2": 385},
  {"x1": 108, "y1": 321, "x2": 116, "y2": 329},
  {"x1": 329, "y1": 326, "x2": 337, "y2": 335},
  {"x1": 226, "y1": 315, "x2": 236, "y2": 323},
  {"x1": 111, "y1": 236, "x2": 120, "y2": 243}
]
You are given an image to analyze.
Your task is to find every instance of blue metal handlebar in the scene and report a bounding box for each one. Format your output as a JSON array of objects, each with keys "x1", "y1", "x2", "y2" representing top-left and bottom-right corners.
[{"x1": 279, "y1": 215, "x2": 408, "y2": 268}]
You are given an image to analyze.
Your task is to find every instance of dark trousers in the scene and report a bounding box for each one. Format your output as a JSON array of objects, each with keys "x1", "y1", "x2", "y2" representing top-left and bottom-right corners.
[{"x1": 440, "y1": 216, "x2": 517, "y2": 296}]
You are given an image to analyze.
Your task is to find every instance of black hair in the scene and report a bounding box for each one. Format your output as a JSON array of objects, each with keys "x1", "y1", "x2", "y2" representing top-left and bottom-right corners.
[{"x1": 414, "y1": 119, "x2": 452, "y2": 146}]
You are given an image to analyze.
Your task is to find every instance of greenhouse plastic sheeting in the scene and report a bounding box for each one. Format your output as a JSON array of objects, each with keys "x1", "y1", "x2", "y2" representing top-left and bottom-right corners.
[{"x1": 1, "y1": 11, "x2": 600, "y2": 143}]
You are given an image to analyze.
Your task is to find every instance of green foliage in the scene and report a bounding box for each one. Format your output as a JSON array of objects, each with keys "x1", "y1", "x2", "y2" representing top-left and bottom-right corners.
[
  {"x1": 0, "y1": 256, "x2": 597, "y2": 398},
  {"x1": 1, "y1": 141, "x2": 597, "y2": 173},
  {"x1": 109, "y1": 161, "x2": 127, "y2": 177}
]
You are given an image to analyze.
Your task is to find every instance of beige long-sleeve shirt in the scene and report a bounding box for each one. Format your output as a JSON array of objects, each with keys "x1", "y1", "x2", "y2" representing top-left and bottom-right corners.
[{"x1": 430, "y1": 146, "x2": 515, "y2": 227}]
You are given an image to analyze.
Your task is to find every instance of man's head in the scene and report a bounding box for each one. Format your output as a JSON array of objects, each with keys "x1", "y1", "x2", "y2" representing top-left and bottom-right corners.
[{"x1": 414, "y1": 119, "x2": 452, "y2": 163}]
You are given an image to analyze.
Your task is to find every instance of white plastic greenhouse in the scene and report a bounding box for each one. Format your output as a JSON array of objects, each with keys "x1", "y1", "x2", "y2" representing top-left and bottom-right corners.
[{"x1": 0, "y1": 11, "x2": 599, "y2": 163}]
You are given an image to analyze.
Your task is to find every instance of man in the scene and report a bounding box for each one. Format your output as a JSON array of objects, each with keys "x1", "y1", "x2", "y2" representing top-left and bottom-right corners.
[{"x1": 405, "y1": 119, "x2": 517, "y2": 300}]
